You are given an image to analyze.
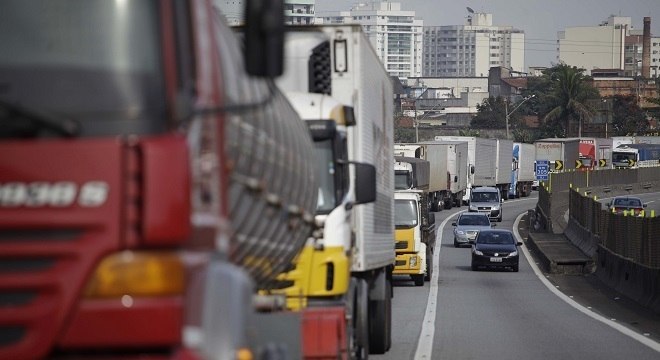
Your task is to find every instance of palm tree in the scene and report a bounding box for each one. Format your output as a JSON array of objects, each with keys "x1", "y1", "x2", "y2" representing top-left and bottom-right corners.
[{"x1": 542, "y1": 65, "x2": 597, "y2": 137}]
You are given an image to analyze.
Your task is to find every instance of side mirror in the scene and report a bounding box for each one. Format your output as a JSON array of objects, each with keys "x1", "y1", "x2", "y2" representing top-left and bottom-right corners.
[
  {"x1": 643, "y1": 204, "x2": 648, "y2": 208},
  {"x1": 470, "y1": 165, "x2": 475, "y2": 175},
  {"x1": 454, "y1": 175, "x2": 458, "y2": 183},
  {"x1": 451, "y1": 222, "x2": 457, "y2": 227},
  {"x1": 468, "y1": 240, "x2": 475, "y2": 245},
  {"x1": 244, "y1": 0, "x2": 284, "y2": 77},
  {"x1": 500, "y1": 198, "x2": 503, "y2": 203},
  {"x1": 607, "y1": 202, "x2": 612, "y2": 207},
  {"x1": 353, "y1": 162, "x2": 376, "y2": 205},
  {"x1": 428, "y1": 213, "x2": 436, "y2": 225},
  {"x1": 517, "y1": 242, "x2": 523, "y2": 246}
]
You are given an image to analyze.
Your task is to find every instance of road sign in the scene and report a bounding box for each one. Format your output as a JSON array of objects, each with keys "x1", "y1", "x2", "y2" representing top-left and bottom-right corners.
[
  {"x1": 555, "y1": 160, "x2": 564, "y2": 171},
  {"x1": 575, "y1": 159, "x2": 583, "y2": 169},
  {"x1": 628, "y1": 158, "x2": 637, "y2": 167},
  {"x1": 599, "y1": 159, "x2": 607, "y2": 167},
  {"x1": 536, "y1": 160, "x2": 549, "y2": 180}
]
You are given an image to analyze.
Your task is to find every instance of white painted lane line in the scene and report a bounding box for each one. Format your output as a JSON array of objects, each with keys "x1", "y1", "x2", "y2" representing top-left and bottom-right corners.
[
  {"x1": 513, "y1": 213, "x2": 660, "y2": 353},
  {"x1": 413, "y1": 210, "x2": 463, "y2": 360},
  {"x1": 414, "y1": 197, "x2": 538, "y2": 359}
]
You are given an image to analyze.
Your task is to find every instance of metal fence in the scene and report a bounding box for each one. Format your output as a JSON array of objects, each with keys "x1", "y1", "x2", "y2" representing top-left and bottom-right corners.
[{"x1": 569, "y1": 189, "x2": 660, "y2": 268}]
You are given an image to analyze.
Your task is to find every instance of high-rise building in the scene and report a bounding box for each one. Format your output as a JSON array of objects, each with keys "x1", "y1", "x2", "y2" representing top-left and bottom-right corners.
[
  {"x1": 215, "y1": 0, "x2": 315, "y2": 26},
  {"x1": 557, "y1": 16, "x2": 629, "y2": 75},
  {"x1": 317, "y1": 2, "x2": 423, "y2": 78},
  {"x1": 422, "y1": 13, "x2": 525, "y2": 77},
  {"x1": 559, "y1": 16, "x2": 658, "y2": 79}
]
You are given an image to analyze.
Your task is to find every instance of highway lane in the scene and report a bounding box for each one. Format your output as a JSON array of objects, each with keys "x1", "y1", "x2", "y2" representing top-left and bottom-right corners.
[{"x1": 374, "y1": 193, "x2": 660, "y2": 360}]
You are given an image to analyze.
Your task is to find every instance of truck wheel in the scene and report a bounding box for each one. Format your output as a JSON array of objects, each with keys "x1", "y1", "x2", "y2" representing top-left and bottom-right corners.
[
  {"x1": 368, "y1": 277, "x2": 392, "y2": 354},
  {"x1": 411, "y1": 274, "x2": 424, "y2": 286},
  {"x1": 347, "y1": 279, "x2": 369, "y2": 359}
]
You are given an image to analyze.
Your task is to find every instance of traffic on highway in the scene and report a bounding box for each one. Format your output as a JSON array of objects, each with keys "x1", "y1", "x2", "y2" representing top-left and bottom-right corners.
[{"x1": 1, "y1": 1, "x2": 659, "y2": 359}]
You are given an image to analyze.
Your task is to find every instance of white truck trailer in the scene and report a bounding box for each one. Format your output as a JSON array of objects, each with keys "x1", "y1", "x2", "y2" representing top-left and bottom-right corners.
[
  {"x1": 510, "y1": 143, "x2": 536, "y2": 198},
  {"x1": 534, "y1": 138, "x2": 580, "y2": 172},
  {"x1": 394, "y1": 141, "x2": 468, "y2": 210},
  {"x1": 434, "y1": 136, "x2": 498, "y2": 204},
  {"x1": 495, "y1": 139, "x2": 514, "y2": 199},
  {"x1": 277, "y1": 24, "x2": 395, "y2": 355}
]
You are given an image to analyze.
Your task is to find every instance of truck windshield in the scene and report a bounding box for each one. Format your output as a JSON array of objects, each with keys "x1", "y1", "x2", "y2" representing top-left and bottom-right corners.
[
  {"x1": 314, "y1": 139, "x2": 338, "y2": 213},
  {"x1": 394, "y1": 170, "x2": 412, "y2": 190},
  {"x1": 395, "y1": 199, "x2": 418, "y2": 228},
  {"x1": 0, "y1": 0, "x2": 165, "y2": 138},
  {"x1": 612, "y1": 152, "x2": 635, "y2": 165}
]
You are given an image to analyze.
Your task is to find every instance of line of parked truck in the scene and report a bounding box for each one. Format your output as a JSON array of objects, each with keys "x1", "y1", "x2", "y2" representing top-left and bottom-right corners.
[{"x1": 5, "y1": 2, "x2": 660, "y2": 359}]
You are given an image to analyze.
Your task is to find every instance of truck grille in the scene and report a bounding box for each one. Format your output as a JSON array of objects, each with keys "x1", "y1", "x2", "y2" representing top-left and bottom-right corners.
[
  {"x1": 395, "y1": 241, "x2": 408, "y2": 249},
  {"x1": 0, "y1": 228, "x2": 88, "y2": 357}
]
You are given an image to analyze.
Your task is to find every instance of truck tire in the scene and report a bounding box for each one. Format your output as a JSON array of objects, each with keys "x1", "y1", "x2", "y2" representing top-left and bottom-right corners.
[
  {"x1": 347, "y1": 279, "x2": 369, "y2": 359},
  {"x1": 368, "y1": 277, "x2": 392, "y2": 354},
  {"x1": 411, "y1": 274, "x2": 424, "y2": 286}
]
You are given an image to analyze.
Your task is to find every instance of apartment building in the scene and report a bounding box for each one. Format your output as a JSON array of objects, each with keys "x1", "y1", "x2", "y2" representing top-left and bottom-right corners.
[
  {"x1": 317, "y1": 2, "x2": 423, "y2": 78},
  {"x1": 422, "y1": 13, "x2": 525, "y2": 77}
]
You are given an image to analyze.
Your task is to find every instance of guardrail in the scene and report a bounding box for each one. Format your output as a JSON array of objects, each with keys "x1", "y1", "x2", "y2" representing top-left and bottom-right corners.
[{"x1": 533, "y1": 167, "x2": 660, "y2": 314}]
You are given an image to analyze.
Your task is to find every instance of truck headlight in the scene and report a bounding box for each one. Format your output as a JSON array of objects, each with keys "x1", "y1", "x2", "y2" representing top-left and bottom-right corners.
[{"x1": 409, "y1": 256, "x2": 418, "y2": 268}]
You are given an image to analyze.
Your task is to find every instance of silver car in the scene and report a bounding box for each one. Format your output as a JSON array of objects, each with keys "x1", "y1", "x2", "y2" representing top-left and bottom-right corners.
[{"x1": 452, "y1": 212, "x2": 495, "y2": 247}]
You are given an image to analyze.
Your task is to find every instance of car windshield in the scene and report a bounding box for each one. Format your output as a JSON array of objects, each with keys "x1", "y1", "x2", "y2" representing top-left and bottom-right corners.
[
  {"x1": 472, "y1": 191, "x2": 498, "y2": 202},
  {"x1": 476, "y1": 232, "x2": 514, "y2": 245},
  {"x1": 0, "y1": 0, "x2": 165, "y2": 138},
  {"x1": 614, "y1": 198, "x2": 642, "y2": 207},
  {"x1": 458, "y1": 215, "x2": 490, "y2": 226}
]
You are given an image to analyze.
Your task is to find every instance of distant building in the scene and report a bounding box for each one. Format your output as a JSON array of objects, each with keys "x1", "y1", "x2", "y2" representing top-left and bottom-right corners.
[
  {"x1": 215, "y1": 0, "x2": 316, "y2": 26},
  {"x1": 317, "y1": 2, "x2": 423, "y2": 78},
  {"x1": 422, "y1": 13, "x2": 525, "y2": 77},
  {"x1": 558, "y1": 16, "x2": 629, "y2": 75},
  {"x1": 558, "y1": 15, "x2": 657, "y2": 79},
  {"x1": 653, "y1": 37, "x2": 660, "y2": 78}
]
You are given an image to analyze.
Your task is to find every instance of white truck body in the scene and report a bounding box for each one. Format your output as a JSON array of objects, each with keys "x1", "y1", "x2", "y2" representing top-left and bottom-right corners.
[
  {"x1": 534, "y1": 138, "x2": 580, "y2": 171},
  {"x1": 434, "y1": 136, "x2": 497, "y2": 202},
  {"x1": 394, "y1": 142, "x2": 468, "y2": 209},
  {"x1": 510, "y1": 142, "x2": 535, "y2": 198},
  {"x1": 278, "y1": 25, "x2": 394, "y2": 272},
  {"x1": 495, "y1": 139, "x2": 514, "y2": 185},
  {"x1": 515, "y1": 143, "x2": 536, "y2": 182}
]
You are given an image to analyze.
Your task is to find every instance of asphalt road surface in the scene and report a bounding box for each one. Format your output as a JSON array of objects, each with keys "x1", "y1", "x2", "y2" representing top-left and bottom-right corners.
[{"x1": 375, "y1": 193, "x2": 660, "y2": 360}]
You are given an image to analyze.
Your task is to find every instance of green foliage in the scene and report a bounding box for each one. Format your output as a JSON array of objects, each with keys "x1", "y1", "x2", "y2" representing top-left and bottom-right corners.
[
  {"x1": 541, "y1": 64, "x2": 599, "y2": 136},
  {"x1": 394, "y1": 127, "x2": 416, "y2": 143},
  {"x1": 458, "y1": 128, "x2": 481, "y2": 137},
  {"x1": 611, "y1": 95, "x2": 649, "y2": 136},
  {"x1": 471, "y1": 96, "x2": 506, "y2": 128}
]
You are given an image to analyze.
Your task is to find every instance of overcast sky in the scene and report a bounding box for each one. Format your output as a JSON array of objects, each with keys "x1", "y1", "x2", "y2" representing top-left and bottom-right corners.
[{"x1": 314, "y1": 0, "x2": 660, "y2": 69}]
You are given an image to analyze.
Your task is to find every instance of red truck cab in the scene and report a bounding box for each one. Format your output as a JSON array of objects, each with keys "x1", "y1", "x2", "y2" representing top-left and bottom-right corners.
[{"x1": 0, "y1": 1, "x2": 312, "y2": 359}]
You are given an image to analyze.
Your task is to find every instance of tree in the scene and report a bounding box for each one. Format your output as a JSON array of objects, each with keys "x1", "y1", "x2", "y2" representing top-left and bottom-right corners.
[
  {"x1": 611, "y1": 95, "x2": 648, "y2": 136},
  {"x1": 542, "y1": 64, "x2": 599, "y2": 137},
  {"x1": 471, "y1": 96, "x2": 506, "y2": 128}
]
